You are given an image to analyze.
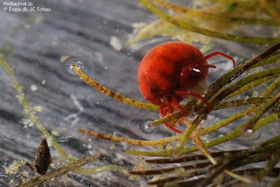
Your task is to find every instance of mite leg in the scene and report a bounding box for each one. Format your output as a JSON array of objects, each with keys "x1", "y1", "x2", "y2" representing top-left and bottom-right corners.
[
  {"x1": 159, "y1": 104, "x2": 184, "y2": 134},
  {"x1": 204, "y1": 51, "x2": 236, "y2": 68},
  {"x1": 171, "y1": 97, "x2": 189, "y2": 116},
  {"x1": 167, "y1": 124, "x2": 184, "y2": 134},
  {"x1": 175, "y1": 90, "x2": 212, "y2": 112},
  {"x1": 199, "y1": 64, "x2": 216, "y2": 69}
]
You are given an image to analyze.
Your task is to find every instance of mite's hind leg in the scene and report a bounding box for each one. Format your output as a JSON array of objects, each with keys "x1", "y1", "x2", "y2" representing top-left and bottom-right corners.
[{"x1": 159, "y1": 104, "x2": 184, "y2": 134}]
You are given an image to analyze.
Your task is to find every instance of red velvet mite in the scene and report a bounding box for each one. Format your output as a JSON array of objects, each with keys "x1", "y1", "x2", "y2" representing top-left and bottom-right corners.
[{"x1": 138, "y1": 41, "x2": 235, "y2": 134}]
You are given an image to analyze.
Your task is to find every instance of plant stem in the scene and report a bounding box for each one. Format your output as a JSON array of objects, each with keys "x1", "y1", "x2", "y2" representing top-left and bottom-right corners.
[{"x1": 140, "y1": 0, "x2": 280, "y2": 44}]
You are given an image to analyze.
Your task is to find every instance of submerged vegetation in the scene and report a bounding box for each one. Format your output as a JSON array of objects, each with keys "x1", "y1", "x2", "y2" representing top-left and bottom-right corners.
[
  {"x1": 127, "y1": 0, "x2": 280, "y2": 46},
  {"x1": 73, "y1": 42, "x2": 280, "y2": 186},
  {"x1": 1, "y1": 0, "x2": 280, "y2": 186}
]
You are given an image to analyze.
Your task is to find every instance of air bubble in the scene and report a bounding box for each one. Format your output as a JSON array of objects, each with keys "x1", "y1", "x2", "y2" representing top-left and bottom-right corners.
[
  {"x1": 61, "y1": 56, "x2": 86, "y2": 76},
  {"x1": 243, "y1": 129, "x2": 254, "y2": 137},
  {"x1": 201, "y1": 134, "x2": 209, "y2": 142},
  {"x1": 21, "y1": 118, "x2": 34, "y2": 128},
  {"x1": 87, "y1": 144, "x2": 93, "y2": 149},
  {"x1": 141, "y1": 120, "x2": 157, "y2": 133},
  {"x1": 120, "y1": 142, "x2": 128, "y2": 150},
  {"x1": 68, "y1": 61, "x2": 85, "y2": 75}
]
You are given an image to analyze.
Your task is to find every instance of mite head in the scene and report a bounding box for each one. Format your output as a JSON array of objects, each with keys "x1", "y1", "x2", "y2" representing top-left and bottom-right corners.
[{"x1": 179, "y1": 58, "x2": 210, "y2": 90}]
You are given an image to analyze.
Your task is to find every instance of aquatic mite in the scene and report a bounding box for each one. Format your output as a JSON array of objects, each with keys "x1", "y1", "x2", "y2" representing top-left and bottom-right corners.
[{"x1": 138, "y1": 41, "x2": 235, "y2": 133}]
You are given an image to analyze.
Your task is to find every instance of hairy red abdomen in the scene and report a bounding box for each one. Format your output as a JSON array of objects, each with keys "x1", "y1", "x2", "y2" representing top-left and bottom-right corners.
[{"x1": 138, "y1": 42, "x2": 209, "y2": 105}]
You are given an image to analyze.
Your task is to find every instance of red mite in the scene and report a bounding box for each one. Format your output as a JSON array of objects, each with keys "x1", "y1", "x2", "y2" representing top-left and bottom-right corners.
[{"x1": 138, "y1": 41, "x2": 235, "y2": 134}]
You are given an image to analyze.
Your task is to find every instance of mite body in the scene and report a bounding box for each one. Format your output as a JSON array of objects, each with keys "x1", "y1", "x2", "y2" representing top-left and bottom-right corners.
[{"x1": 138, "y1": 41, "x2": 235, "y2": 133}]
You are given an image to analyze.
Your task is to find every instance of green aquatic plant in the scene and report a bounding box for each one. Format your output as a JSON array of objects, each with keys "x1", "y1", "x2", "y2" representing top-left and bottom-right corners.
[
  {"x1": 129, "y1": 135, "x2": 280, "y2": 186},
  {"x1": 0, "y1": 57, "x2": 130, "y2": 186},
  {"x1": 1, "y1": 1, "x2": 280, "y2": 185},
  {"x1": 19, "y1": 153, "x2": 101, "y2": 187},
  {"x1": 72, "y1": 42, "x2": 280, "y2": 185},
  {"x1": 0, "y1": 14, "x2": 131, "y2": 185},
  {"x1": 127, "y1": 0, "x2": 280, "y2": 46},
  {"x1": 1, "y1": 41, "x2": 279, "y2": 186}
]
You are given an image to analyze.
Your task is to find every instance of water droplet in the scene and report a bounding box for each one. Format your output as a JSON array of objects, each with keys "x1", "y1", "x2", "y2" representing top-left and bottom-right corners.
[
  {"x1": 201, "y1": 134, "x2": 209, "y2": 142},
  {"x1": 30, "y1": 84, "x2": 38, "y2": 91},
  {"x1": 21, "y1": 118, "x2": 34, "y2": 128},
  {"x1": 243, "y1": 129, "x2": 254, "y2": 137},
  {"x1": 87, "y1": 144, "x2": 93, "y2": 149},
  {"x1": 141, "y1": 120, "x2": 157, "y2": 133},
  {"x1": 120, "y1": 142, "x2": 128, "y2": 150},
  {"x1": 62, "y1": 56, "x2": 86, "y2": 76}
]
